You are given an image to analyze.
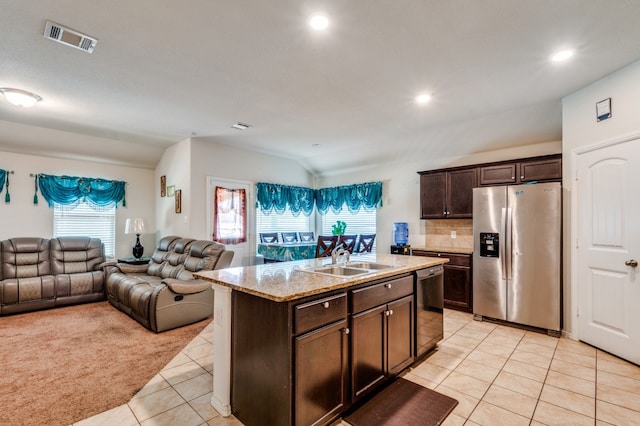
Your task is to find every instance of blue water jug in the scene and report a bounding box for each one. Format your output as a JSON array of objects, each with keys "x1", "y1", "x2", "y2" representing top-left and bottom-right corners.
[{"x1": 393, "y1": 222, "x2": 408, "y2": 245}]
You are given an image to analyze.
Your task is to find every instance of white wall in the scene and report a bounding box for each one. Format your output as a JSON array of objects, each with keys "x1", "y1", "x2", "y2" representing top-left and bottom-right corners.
[
  {"x1": 318, "y1": 140, "x2": 562, "y2": 255},
  {"x1": 562, "y1": 58, "x2": 640, "y2": 338},
  {"x1": 0, "y1": 150, "x2": 155, "y2": 258},
  {"x1": 155, "y1": 138, "x2": 191, "y2": 238},
  {"x1": 154, "y1": 138, "x2": 314, "y2": 264}
]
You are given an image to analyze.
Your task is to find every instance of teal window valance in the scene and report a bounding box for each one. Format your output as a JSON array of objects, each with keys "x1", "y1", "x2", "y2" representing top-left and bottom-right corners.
[
  {"x1": 35, "y1": 174, "x2": 126, "y2": 209},
  {"x1": 315, "y1": 181, "x2": 383, "y2": 214},
  {"x1": 256, "y1": 181, "x2": 383, "y2": 215},
  {"x1": 0, "y1": 169, "x2": 9, "y2": 203},
  {"x1": 256, "y1": 182, "x2": 315, "y2": 216}
]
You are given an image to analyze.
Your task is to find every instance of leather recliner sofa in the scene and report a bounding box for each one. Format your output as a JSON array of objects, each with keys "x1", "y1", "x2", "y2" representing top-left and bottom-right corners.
[
  {"x1": 104, "y1": 236, "x2": 233, "y2": 332},
  {"x1": 0, "y1": 237, "x2": 105, "y2": 315}
]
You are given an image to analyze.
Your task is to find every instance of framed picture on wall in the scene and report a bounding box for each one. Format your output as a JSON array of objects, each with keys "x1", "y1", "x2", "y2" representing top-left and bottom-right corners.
[
  {"x1": 167, "y1": 185, "x2": 175, "y2": 197},
  {"x1": 160, "y1": 175, "x2": 166, "y2": 197},
  {"x1": 175, "y1": 189, "x2": 182, "y2": 213}
]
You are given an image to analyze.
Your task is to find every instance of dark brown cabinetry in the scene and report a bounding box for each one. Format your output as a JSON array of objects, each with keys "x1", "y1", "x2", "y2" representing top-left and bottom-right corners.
[
  {"x1": 478, "y1": 155, "x2": 562, "y2": 186},
  {"x1": 412, "y1": 250, "x2": 472, "y2": 313},
  {"x1": 419, "y1": 154, "x2": 562, "y2": 219},
  {"x1": 294, "y1": 294, "x2": 349, "y2": 426},
  {"x1": 420, "y1": 168, "x2": 477, "y2": 219},
  {"x1": 350, "y1": 276, "x2": 414, "y2": 402},
  {"x1": 231, "y1": 273, "x2": 416, "y2": 426}
]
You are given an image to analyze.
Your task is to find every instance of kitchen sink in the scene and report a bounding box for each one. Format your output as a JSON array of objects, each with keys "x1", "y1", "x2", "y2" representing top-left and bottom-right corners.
[
  {"x1": 299, "y1": 262, "x2": 396, "y2": 278},
  {"x1": 345, "y1": 262, "x2": 393, "y2": 270},
  {"x1": 302, "y1": 266, "x2": 370, "y2": 277}
]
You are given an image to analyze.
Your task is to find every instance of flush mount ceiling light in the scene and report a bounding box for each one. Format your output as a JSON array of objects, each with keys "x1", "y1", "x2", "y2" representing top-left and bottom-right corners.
[
  {"x1": 232, "y1": 122, "x2": 251, "y2": 130},
  {"x1": 309, "y1": 14, "x2": 329, "y2": 31},
  {"x1": 550, "y1": 48, "x2": 575, "y2": 62},
  {"x1": 0, "y1": 88, "x2": 43, "y2": 107},
  {"x1": 415, "y1": 93, "x2": 432, "y2": 105}
]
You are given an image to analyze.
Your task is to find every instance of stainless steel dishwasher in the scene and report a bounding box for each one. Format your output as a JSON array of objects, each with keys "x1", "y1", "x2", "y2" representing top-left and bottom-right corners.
[{"x1": 415, "y1": 265, "x2": 444, "y2": 358}]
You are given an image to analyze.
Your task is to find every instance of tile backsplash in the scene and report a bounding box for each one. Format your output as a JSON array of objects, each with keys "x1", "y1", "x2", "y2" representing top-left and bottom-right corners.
[{"x1": 424, "y1": 219, "x2": 473, "y2": 250}]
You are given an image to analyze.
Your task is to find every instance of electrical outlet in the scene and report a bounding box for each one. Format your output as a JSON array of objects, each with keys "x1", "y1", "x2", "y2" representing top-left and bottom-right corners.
[{"x1": 450, "y1": 231, "x2": 457, "y2": 239}]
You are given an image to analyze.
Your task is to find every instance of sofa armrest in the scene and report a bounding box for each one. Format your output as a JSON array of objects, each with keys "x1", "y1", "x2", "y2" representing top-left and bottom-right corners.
[
  {"x1": 163, "y1": 278, "x2": 212, "y2": 295},
  {"x1": 98, "y1": 260, "x2": 117, "y2": 270},
  {"x1": 215, "y1": 250, "x2": 234, "y2": 269}
]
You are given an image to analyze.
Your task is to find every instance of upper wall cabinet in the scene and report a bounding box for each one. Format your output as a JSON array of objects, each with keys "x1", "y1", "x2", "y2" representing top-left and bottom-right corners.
[
  {"x1": 478, "y1": 155, "x2": 562, "y2": 186},
  {"x1": 419, "y1": 168, "x2": 477, "y2": 219},
  {"x1": 418, "y1": 154, "x2": 562, "y2": 219}
]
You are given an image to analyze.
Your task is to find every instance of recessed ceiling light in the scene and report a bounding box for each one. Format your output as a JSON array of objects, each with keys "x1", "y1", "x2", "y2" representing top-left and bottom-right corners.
[
  {"x1": 550, "y1": 49, "x2": 575, "y2": 62},
  {"x1": 415, "y1": 93, "x2": 432, "y2": 105},
  {"x1": 232, "y1": 122, "x2": 251, "y2": 130},
  {"x1": 309, "y1": 15, "x2": 329, "y2": 31},
  {"x1": 0, "y1": 88, "x2": 42, "y2": 107}
]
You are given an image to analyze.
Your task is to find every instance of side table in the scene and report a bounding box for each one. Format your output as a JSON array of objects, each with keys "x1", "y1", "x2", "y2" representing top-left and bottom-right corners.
[{"x1": 117, "y1": 256, "x2": 151, "y2": 265}]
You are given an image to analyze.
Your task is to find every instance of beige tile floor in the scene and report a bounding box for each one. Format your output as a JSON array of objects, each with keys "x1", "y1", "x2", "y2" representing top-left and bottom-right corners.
[{"x1": 73, "y1": 310, "x2": 640, "y2": 426}]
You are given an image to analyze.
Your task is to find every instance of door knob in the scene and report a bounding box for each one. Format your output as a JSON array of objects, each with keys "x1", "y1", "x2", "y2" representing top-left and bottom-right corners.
[{"x1": 625, "y1": 259, "x2": 638, "y2": 267}]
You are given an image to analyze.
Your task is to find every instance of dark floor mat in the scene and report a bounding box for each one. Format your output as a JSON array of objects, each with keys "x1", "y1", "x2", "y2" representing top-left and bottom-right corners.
[{"x1": 344, "y1": 377, "x2": 458, "y2": 426}]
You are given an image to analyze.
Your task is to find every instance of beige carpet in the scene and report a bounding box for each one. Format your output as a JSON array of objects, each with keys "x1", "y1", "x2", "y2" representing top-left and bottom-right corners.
[{"x1": 0, "y1": 301, "x2": 210, "y2": 426}]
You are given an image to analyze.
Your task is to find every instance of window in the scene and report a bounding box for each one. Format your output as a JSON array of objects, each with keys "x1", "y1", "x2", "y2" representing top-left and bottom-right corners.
[
  {"x1": 213, "y1": 186, "x2": 247, "y2": 244},
  {"x1": 53, "y1": 201, "x2": 116, "y2": 257},
  {"x1": 256, "y1": 207, "x2": 313, "y2": 247},
  {"x1": 320, "y1": 209, "x2": 377, "y2": 252}
]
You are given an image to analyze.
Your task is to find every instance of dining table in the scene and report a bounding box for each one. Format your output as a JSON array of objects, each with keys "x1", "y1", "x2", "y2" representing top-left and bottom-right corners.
[{"x1": 257, "y1": 241, "x2": 317, "y2": 262}]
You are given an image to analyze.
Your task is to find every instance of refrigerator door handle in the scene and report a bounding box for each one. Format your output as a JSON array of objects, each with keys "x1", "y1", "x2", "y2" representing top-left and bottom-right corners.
[
  {"x1": 506, "y1": 207, "x2": 513, "y2": 280},
  {"x1": 500, "y1": 207, "x2": 507, "y2": 280}
]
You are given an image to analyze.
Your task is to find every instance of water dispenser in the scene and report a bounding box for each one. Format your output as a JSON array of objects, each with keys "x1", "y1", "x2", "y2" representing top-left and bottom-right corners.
[{"x1": 479, "y1": 232, "x2": 499, "y2": 257}]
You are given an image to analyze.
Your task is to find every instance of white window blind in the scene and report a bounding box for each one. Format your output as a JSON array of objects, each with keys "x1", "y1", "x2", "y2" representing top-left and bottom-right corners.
[
  {"x1": 320, "y1": 209, "x2": 377, "y2": 253},
  {"x1": 256, "y1": 207, "x2": 313, "y2": 247},
  {"x1": 53, "y1": 202, "x2": 116, "y2": 257}
]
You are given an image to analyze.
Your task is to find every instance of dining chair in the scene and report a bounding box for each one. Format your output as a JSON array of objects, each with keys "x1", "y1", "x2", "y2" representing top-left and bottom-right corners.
[
  {"x1": 337, "y1": 234, "x2": 357, "y2": 253},
  {"x1": 356, "y1": 234, "x2": 376, "y2": 253},
  {"x1": 259, "y1": 232, "x2": 279, "y2": 243},
  {"x1": 281, "y1": 232, "x2": 298, "y2": 243},
  {"x1": 299, "y1": 231, "x2": 315, "y2": 242},
  {"x1": 315, "y1": 235, "x2": 338, "y2": 258}
]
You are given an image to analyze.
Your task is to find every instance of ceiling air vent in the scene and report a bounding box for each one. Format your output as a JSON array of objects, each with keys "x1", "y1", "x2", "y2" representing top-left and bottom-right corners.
[{"x1": 44, "y1": 21, "x2": 97, "y2": 54}]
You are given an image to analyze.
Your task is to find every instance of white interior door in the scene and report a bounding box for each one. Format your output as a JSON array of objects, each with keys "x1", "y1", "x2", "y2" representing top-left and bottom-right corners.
[
  {"x1": 577, "y1": 138, "x2": 640, "y2": 364},
  {"x1": 207, "y1": 177, "x2": 252, "y2": 268}
]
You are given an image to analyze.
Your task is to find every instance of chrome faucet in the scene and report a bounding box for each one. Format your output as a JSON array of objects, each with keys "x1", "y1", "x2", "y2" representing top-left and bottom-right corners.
[{"x1": 331, "y1": 243, "x2": 350, "y2": 265}]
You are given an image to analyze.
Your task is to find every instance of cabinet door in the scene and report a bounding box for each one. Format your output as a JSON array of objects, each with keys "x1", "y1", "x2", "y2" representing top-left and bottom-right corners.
[
  {"x1": 479, "y1": 163, "x2": 518, "y2": 185},
  {"x1": 350, "y1": 305, "x2": 387, "y2": 401},
  {"x1": 519, "y1": 157, "x2": 562, "y2": 182},
  {"x1": 386, "y1": 295, "x2": 414, "y2": 375},
  {"x1": 420, "y1": 173, "x2": 447, "y2": 219},
  {"x1": 296, "y1": 319, "x2": 349, "y2": 426},
  {"x1": 446, "y1": 168, "x2": 477, "y2": 218},
  {"x1": 443, "y1": 264, "x2": 472, "y2": 312}
]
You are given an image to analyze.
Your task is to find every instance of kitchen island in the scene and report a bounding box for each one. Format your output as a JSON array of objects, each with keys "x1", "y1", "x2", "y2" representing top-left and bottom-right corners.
[{"x1": 195, "y1": 253, "x2": 447, "y2": 426}]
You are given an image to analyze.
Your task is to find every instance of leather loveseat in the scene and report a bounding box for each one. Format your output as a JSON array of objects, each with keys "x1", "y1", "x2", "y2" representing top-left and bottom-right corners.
[
  {"x1": 104, "y1": 236, "x2": 233, "y2": 332},
  {"x1": 0, "y1": 237, "x2": 105, "y2": 315}
]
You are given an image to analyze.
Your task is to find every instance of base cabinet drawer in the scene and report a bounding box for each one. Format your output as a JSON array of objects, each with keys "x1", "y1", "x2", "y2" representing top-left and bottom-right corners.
[
  {"x1": 351, "y1": 275, "x2": 413, "y2": 313},
  {"x1": 295, "y1": 293, "x2": 347, "y2": 335}
]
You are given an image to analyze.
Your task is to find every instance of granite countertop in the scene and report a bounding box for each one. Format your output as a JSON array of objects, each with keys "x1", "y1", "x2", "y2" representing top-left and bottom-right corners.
[
  {"x1": 195, "y1": 253, "x2": 448, "y2": 302},
  {"x1": 411, "y1": 246, "x2": 474, "y2": 255}
]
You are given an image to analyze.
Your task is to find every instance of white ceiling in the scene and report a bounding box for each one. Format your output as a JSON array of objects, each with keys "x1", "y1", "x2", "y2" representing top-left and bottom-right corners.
[{"x1": 1, "y1": 1, "x2": 640, "y2": 175}]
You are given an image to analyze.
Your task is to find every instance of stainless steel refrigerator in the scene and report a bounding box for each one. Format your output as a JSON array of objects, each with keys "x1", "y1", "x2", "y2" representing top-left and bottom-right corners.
[{"x1": 472, "y1": 182, "x2": 561, "y2": 333}]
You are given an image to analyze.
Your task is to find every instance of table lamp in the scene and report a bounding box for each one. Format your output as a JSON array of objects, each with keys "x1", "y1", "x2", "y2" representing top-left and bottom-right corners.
[{"x1": 125, "y1": 218, "x2": 145, "y2": 259}]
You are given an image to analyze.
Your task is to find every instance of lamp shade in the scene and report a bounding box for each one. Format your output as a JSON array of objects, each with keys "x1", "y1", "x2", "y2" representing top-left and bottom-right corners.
[{"x1": 125, "y1": 218, "x2": 145, "y2": 234}]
